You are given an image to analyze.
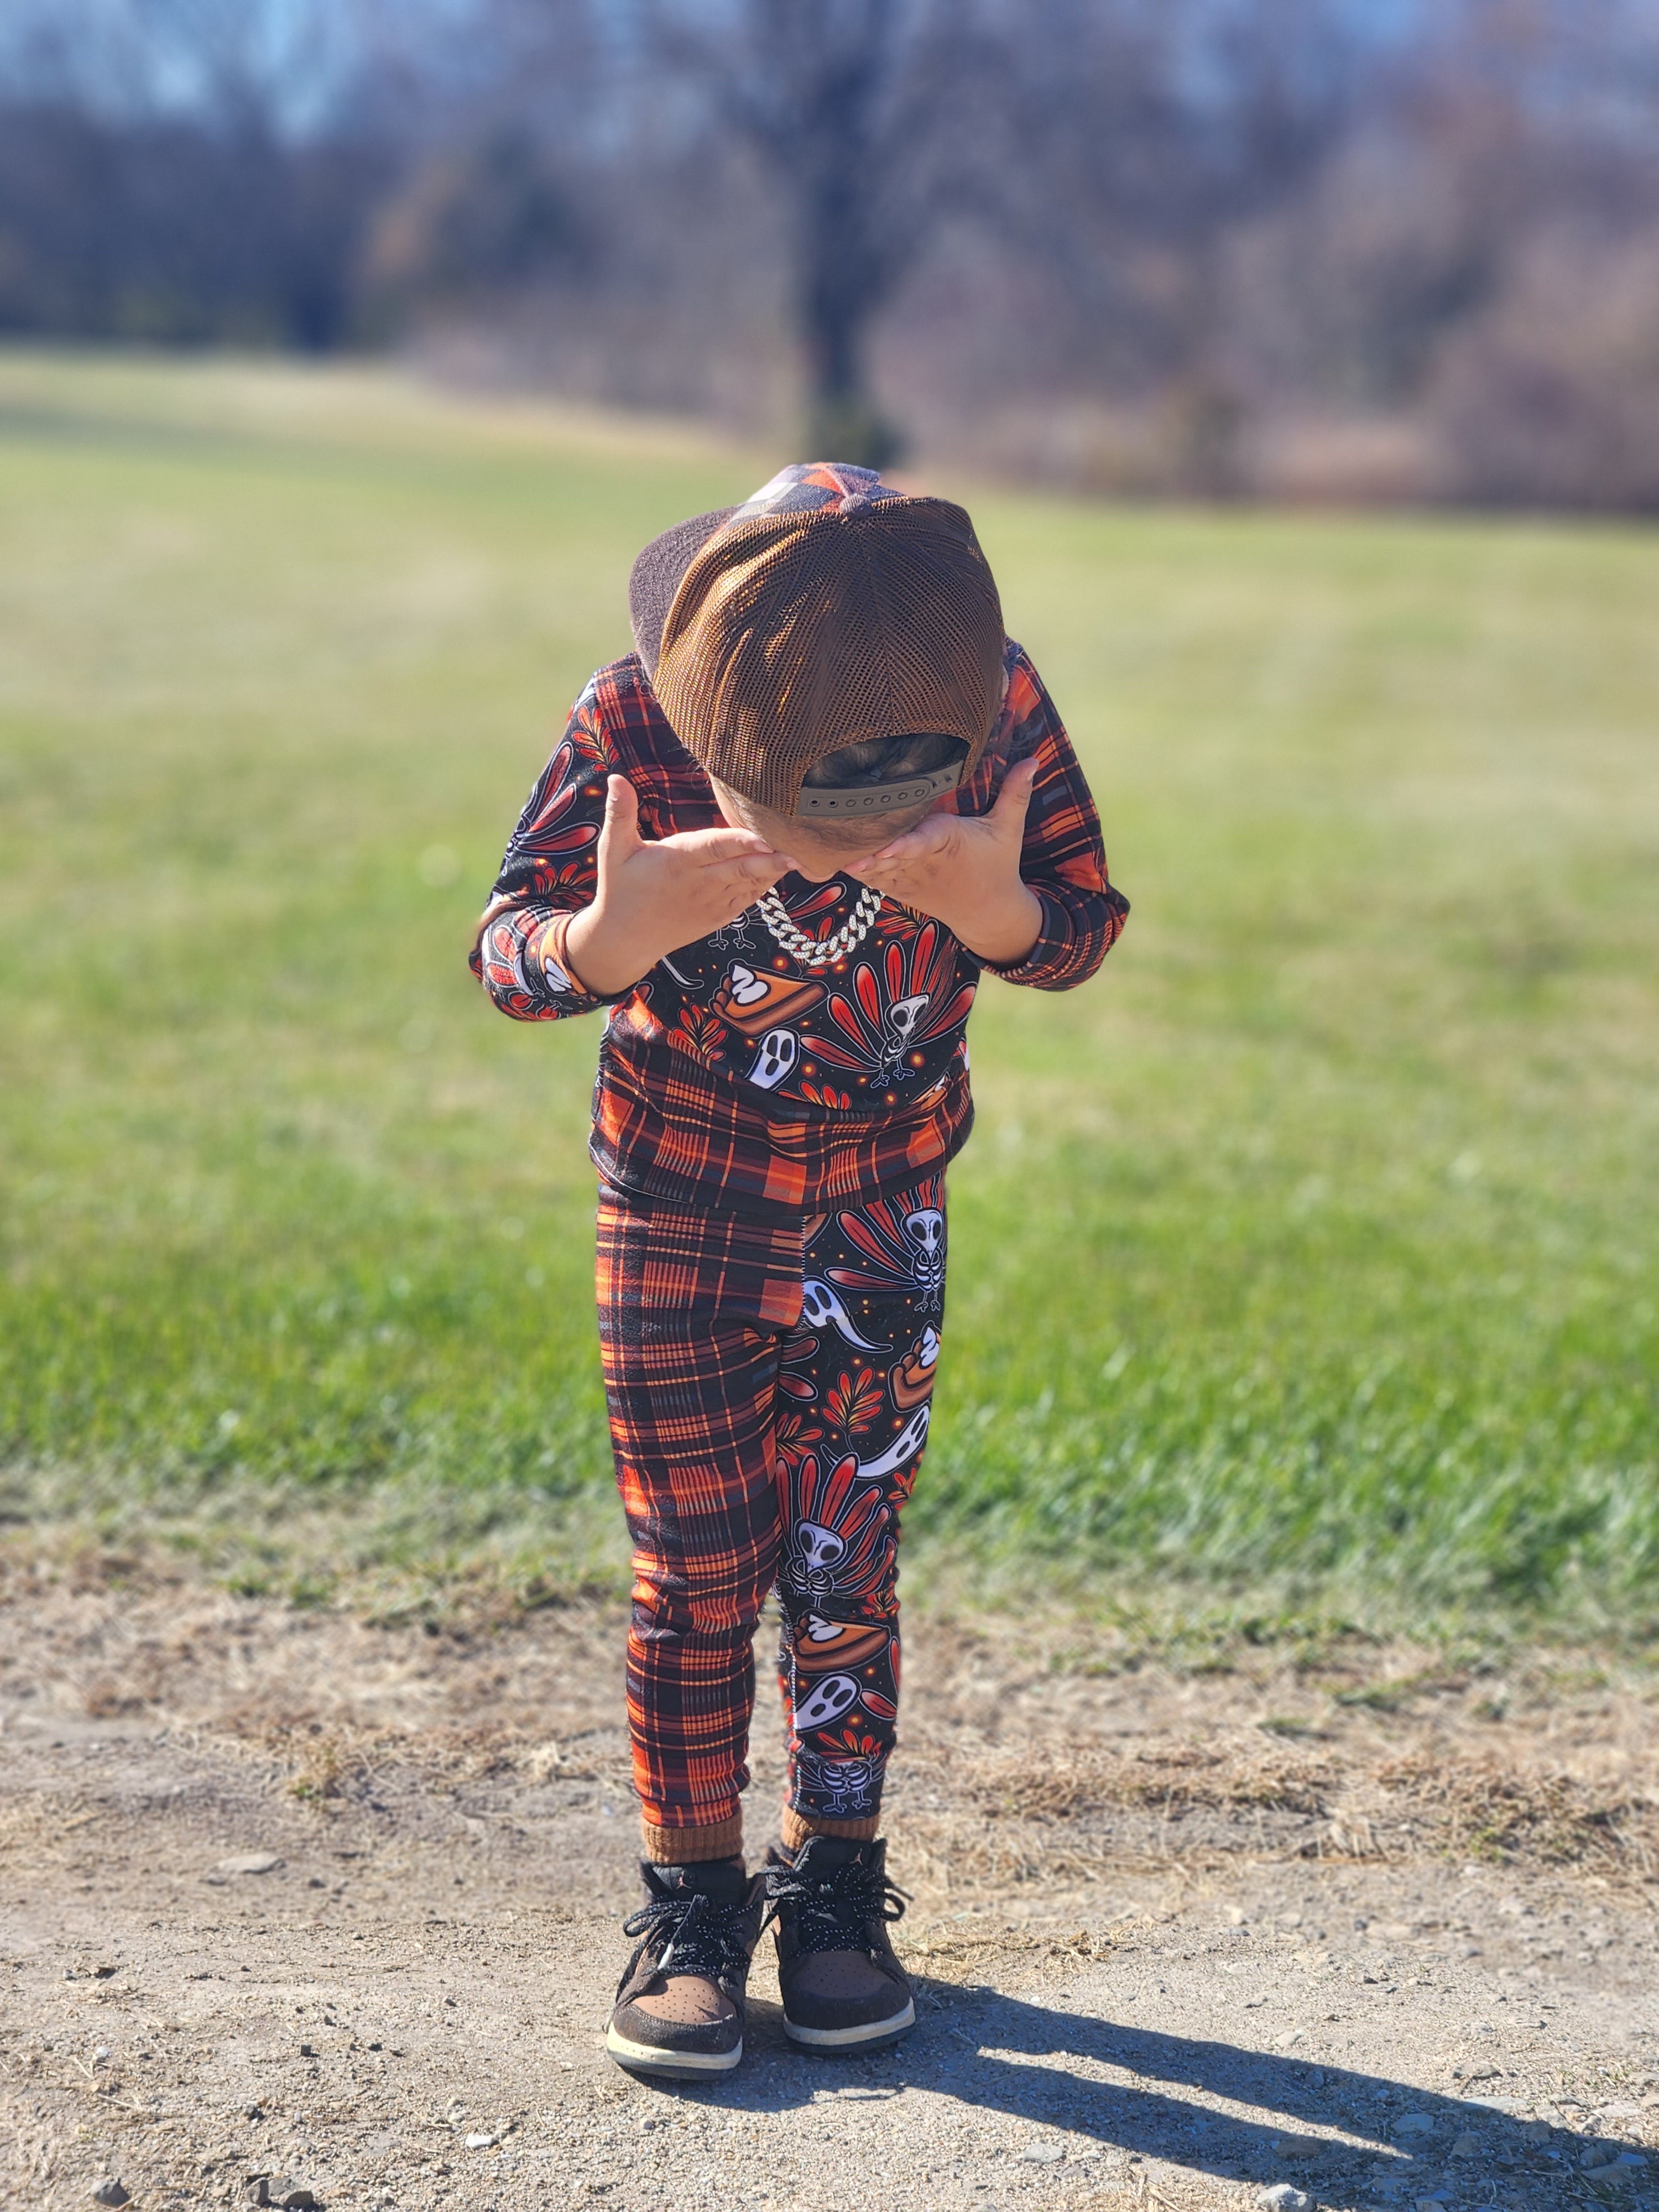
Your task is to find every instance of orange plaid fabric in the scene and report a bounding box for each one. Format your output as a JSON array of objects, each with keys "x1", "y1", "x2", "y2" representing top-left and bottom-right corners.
[{"x1": 598, "y1": 1177, "x2": 946, "y2": 1834}]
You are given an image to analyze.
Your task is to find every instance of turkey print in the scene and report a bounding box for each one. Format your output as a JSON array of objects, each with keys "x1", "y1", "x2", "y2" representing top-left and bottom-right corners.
[
  {"x1": 800, "y1": 920, "x2": 978, "y2": 1099},
  {"x1": 761, "y1": 1186, "x2": 941, "y2": 1824},
  {"x1": 473, "y1": 736, "x2": 601, "y2": 1016},
  {"x1": 650, "y1": 896, "x2": 977, "y2": 1113},
  {"x1": 828, "y1": 1193, "x2": 947, "y2": 1318}
]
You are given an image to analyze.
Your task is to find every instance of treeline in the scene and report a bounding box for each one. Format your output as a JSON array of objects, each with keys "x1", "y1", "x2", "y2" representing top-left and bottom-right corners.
[{"x1": 4, "y1": 0, "x2": 1659, "y2": 508}]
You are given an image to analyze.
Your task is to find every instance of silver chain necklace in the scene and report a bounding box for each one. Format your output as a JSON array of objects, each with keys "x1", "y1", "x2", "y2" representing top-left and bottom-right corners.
[{"x1": 757, "y1": 882, "x2": 882, "y2": 967}]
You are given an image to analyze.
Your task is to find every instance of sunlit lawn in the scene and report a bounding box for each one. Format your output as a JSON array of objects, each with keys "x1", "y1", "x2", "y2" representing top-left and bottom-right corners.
[{"x1": 2, "y1": 352, "x2": 1655, "y2": 1639}]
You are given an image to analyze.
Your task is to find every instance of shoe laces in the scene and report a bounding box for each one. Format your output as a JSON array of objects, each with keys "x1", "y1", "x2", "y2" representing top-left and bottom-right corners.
[
  {"x1": 766, "y1": 1855, "x2": 909, "y2": 1958},
  {"x1": 619, "y1": 1887, "x2": 752, "y2": 1996}
]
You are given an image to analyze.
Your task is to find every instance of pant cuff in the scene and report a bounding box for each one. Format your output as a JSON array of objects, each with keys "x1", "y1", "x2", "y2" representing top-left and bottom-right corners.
[
  {"x1": 640, "y1": 1812, "x2": 744, "y2": 1864},
  {"x1": 782, "y1": 1805, "x2": 880, "y2": 1849}
]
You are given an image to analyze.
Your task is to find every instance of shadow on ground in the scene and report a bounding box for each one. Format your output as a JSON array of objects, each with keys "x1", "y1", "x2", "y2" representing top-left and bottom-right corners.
[{"x1": 640, "y1": 1980, "x2": 1624, "y2": 2203}]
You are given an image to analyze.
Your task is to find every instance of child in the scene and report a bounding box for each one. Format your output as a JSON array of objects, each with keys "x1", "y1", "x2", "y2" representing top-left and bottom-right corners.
[{"x1": 472, "y1": 461, "x2": 1127, "y2": 2080}]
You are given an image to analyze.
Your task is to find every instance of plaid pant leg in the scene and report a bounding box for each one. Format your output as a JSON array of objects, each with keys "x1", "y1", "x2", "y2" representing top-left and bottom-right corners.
[
  {"x1": 601, "y1": 1314, "x2": 783, "y2": 1829},
  {"x1": 597, "y1": 1195, "x2": 795, "y2": 1834}
]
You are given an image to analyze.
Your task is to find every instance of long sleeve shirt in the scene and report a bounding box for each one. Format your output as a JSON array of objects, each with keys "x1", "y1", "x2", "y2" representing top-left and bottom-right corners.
[{"x1": 471, "y1": 640, "x2": 1128, "y2": 1220}]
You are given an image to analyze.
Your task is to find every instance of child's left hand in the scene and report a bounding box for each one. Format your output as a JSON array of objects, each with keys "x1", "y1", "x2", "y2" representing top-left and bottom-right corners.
[{"x1": 852, "y1": 755, "x2": 1043, "y2": 966}]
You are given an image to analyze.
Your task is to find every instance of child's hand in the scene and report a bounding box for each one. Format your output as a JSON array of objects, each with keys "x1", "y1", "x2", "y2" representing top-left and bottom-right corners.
[
  {"x1": 562, "y1": 775, "x2": 795, "y2": 996},
  {"x1": 852, "y1": 756, "x2": 1042, "y2": 966}
]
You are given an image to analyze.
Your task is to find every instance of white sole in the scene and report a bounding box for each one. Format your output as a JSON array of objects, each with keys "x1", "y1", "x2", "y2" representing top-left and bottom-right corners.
[
  {"x1": 783, "y1": 1997, "x2": 916, "y2": 2049},
  {"x1": 605, "y1": 2024, "x2": 743, "y2": 2076}
]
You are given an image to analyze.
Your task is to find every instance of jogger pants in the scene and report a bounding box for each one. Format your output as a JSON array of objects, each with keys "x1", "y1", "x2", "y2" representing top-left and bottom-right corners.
[{"x1": 596, "y1": 1173, "x2": 945, "y2": 1849}]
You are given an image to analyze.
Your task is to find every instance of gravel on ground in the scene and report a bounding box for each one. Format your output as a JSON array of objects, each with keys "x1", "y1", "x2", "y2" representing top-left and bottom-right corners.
[{"x1": 3, "y1": 1552, "x2": 1656, "y2": 2211}]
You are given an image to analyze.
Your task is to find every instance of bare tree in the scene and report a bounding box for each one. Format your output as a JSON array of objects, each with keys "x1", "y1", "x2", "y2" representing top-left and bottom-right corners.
[
  {"x1": 648, "y1": 0, "x2": 1004, "y2": 463},
  {"x1": 997, "y1": 1, "x2": 1359, "y2": 371},
  {"x1": 9, "y1": 0, "x2": 1659, "y2": 507},
  {"x1": 0, "y1": 0, "x2": 390, "y2": 347},
  {"x1": 0, "y1": 0, "x2": 356, "y2": 132}
]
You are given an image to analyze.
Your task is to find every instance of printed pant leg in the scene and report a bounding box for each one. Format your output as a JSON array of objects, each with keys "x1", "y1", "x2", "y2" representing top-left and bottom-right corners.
[{"x1": 774, "y1": 1177, "x2": 946, "y2": 1828}]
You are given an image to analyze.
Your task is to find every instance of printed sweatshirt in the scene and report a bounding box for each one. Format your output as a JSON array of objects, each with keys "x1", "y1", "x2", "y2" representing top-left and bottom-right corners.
[{"x1": 471, "y1": 641, "x2": 1128, "y2": 1219}]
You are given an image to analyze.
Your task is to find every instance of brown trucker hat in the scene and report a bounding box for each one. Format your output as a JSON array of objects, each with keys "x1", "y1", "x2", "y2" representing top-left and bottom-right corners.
[{"x1": 628, "y1": 462, "x2": 1005, "y2": 818}]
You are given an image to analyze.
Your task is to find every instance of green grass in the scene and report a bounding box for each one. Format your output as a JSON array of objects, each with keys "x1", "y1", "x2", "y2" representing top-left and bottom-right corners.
[{"x1": 2, "y1": 350, "x2": 1656, "y2": 1638}]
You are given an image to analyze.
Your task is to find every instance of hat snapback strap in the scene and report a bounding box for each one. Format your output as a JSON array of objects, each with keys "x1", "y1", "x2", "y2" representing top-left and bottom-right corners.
[{"x1": 792, "y1": 763, "x2": 964, "y2": 818}]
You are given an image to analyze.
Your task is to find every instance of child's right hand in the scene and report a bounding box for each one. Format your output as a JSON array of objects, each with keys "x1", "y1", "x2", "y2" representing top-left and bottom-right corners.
[{"x1": 561, "y1": 775, "x2": 795, "y2": 997}]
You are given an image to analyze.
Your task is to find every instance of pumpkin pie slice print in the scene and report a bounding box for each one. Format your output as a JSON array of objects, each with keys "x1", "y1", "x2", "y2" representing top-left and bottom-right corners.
[
  {"x1": 712, "y1": 961, "x2": 825, "y2": 1041},
  {"x1": 890, "y1": 1326, "x2": 941, "y2": 1410},
  {"x1": 791, "y1": 1611, "x2": 889, "y2": 1674}
]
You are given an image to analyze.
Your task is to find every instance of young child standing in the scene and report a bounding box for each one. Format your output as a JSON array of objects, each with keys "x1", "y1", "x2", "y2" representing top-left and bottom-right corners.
[{"x1": 472, "y1": 462, "x2": 1127, "y2": 2080}]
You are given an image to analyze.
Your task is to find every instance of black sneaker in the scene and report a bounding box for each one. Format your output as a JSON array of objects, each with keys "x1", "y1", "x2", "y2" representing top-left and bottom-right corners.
[
  {"x1": 765, "y1": 1836, "x2": 915, "y2": 2053},
  {"x1": 606, "y1": 1859, "x2": 766, "y2": 2079}
]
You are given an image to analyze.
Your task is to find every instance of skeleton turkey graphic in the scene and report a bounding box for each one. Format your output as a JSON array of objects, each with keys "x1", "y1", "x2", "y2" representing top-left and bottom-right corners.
[
  {"x1": 801, "y1": 922, "x2": 977, "y2": 1093},
  {"x1": 793, "y1": 1728, "x2": 888, "y2": 1817},
  {"x1": 781, "y1": 1452, "x2": 894, "y2": 1603},
  {"x1": 826, "y1": 1194, "x2": 947, "y2": 1317}
]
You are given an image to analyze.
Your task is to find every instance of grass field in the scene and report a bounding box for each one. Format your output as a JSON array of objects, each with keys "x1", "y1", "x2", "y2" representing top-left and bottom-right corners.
[{"x1": 2, "y1": 351, "x2": 1655, "y2": 1642}]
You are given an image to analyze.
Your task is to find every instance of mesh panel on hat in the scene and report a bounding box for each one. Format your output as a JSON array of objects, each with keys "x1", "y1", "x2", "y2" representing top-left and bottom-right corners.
[{"x1": 652, "y1": 496, "x2": 1005, "y2": 817}]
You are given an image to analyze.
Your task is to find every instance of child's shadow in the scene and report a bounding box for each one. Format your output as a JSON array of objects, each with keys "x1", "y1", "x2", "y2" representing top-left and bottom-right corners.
[{"x1": 644, "y1": 1973, "x2": 1613, "y2": 2193}]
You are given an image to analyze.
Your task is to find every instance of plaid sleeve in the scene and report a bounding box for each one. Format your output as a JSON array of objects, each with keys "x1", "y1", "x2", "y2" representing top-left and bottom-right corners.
[
  {"x1": 469, "y1": 680, "x2": 624, "y2": 1020},
  {"x1": 972, "y1": 645, "x2": 1129, "y2": 992}
]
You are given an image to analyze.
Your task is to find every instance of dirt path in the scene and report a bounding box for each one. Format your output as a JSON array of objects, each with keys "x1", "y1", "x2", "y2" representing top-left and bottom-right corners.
[{"x1": 3, "y1": 1554, "x2": 1657, "y2": 2212}]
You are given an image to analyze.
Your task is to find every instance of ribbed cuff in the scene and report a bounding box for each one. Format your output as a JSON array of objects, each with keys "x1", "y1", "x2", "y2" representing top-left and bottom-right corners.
[
  {"x1": 641, "y1": 1813, "x2": 744, "y2": 1865},
  {"x1": 782, "y1": 1806, "x2": 879, "y2": 1849},
  {"x1": 971, "y1": 885, "x2": 1062, "y2": 982}
]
